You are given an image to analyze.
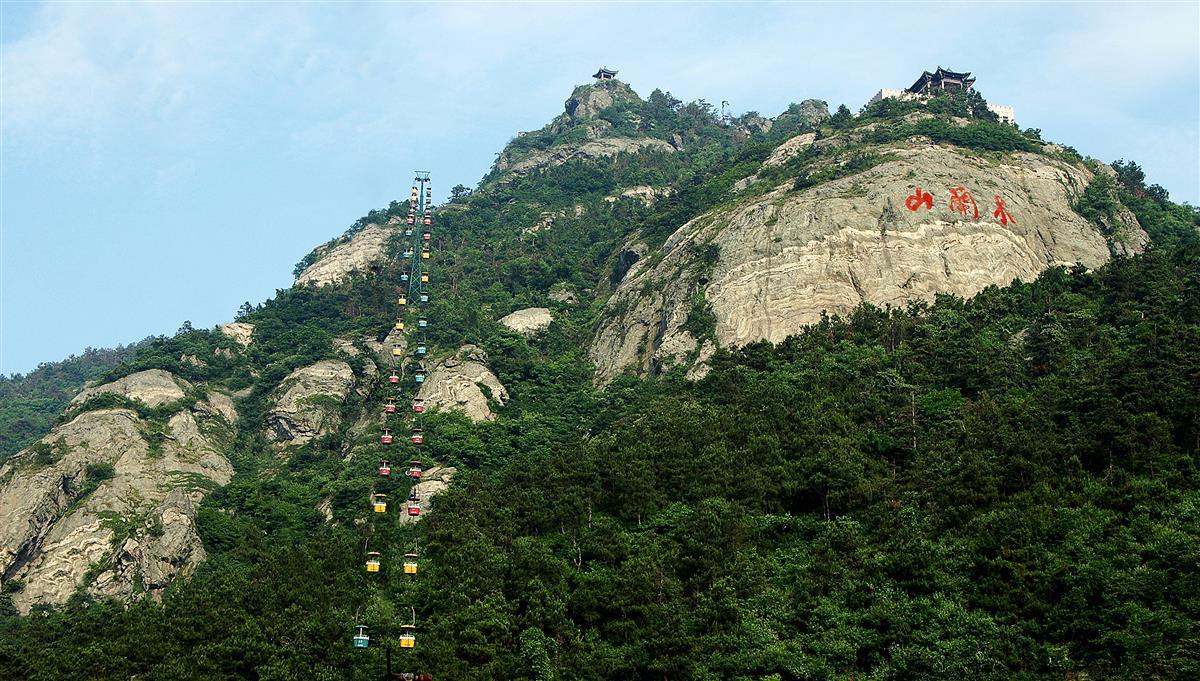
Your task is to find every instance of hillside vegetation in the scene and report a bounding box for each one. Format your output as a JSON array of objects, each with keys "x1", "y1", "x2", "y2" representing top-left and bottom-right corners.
[{"x1": 1, "y1": 84, "x2": 1198, "y2": 680}]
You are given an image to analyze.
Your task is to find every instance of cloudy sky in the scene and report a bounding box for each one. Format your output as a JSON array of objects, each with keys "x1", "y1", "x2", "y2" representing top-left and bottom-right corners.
[{"x1": 2, "y1": 1, "x2": 1197, "y2": 375}]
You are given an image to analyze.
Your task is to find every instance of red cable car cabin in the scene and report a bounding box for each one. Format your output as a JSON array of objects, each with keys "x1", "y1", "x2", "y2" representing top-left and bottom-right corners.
[
  {"x1": 385, "y1": 400, "x2": 396, "y2": 414},
  {"x1": 422, "y1": 216, "x2": 432, "y2": 226},
  {"x1": 406, "y1": 216, "x2": 415, "y2": 225},
  {"x1": 408, "y1": 460, "x2": 423, "y2": 478},
  {"x1": 389, "y1": 371, "x2": 400, "y2": 384},
  {"x1": 407, "y1": 500, "x2": 421, "y2": 517},
  {"x1": 380, "y1": 429, "x2": 393, "y2": 445},
  {"x1": 411, "y1": 428, "x2": 424, "y2": 444},
  {"x1": 379, "y1": 460, "x2": 392, "y2": 476},
  {"x1": 412, "y1": 398, "x2": 426, "y2": 413}
]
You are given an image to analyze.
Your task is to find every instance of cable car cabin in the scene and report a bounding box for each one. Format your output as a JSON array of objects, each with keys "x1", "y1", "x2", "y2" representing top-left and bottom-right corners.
[
  {"x1": 412, "y1": 399, "x2": 425, "y2": 413},
  {"x1": 403, "y1": 248, "x2": 414, "y2": 258},
  {"x1": 405, "y1": 216, "x2": 415, "y2": 225},
  {"x1": 399, "y1": 625, "x2": 416, "y2": 648},
  {"x1": 379, "y1": 459, "x2": 392, "y2": 476},
  {"x1": 410, "y1": 428, "x2": 424, "y2": 444},
  {"x1": 407, "y1": 501, "x2": 421, "y2": 517},
  {"x1": 381, "y1": 429, "x2": 393, "y2": 445},
  {"x1": 421, "y1": 249, "x2": 431, "y2": 260},
  {"x1": 385, "y1": 400, "x2": 397, "y2": 414},
  {"x1": 394, "y1": 319, "x2": 405, "y2": 331},
  {"x1": 392, "y1": 346, "x2": 403, "y2": 358},
  {"x1": 422, "y1": 230, "x2": 431, "y2": 242},
  {"x1": 420, "y1": 273, "x2": 429, "y2": 284},
  {"x1": 353, "y1": 625, "x2": 370, "y2": 649},
  {"x1": 422, "y1": 217, "x2": 432, "y2": 226},
  {"x1": 419, "y1": 294, "x2": 429, "y2": 304},
  {"x1": 403, "y1": 553, "x2": 418, "y2": 574},
  {"x1": 416, "y1": 343, "x2": 427, "y2": 355},
  {"x1": 366, "y1": 551, "x2": 381, "y2": 572},
  {"x1": 400, "y1": 273, "x2": 410, "y2": 283},
  {"x1": 418, "y1": 317, "x2": 428, "y2": 329},
  {"x1": 389, "y1": 371, "x2": 400, "y2": 384},
  {"x1": 373, "y1": 494, "x2": 388, "y2": 513},
  {"x1": 414, "y1": 370, "x2": 427, "y2": 384},
  {"x1": 404, "y1": 227, "x2": 414, "y2": 237},
  {"x1": 398, "y1": 296, "x2": 407, "y2": 306},
  {"x1": 407, "y1": 460, "x2": 423, "y2": 478}
]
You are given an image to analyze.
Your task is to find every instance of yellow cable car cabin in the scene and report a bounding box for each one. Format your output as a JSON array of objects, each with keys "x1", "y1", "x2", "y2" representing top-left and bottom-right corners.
[
  {"x1": 392, "y1": 345, "x2": 403, "y2": 358},
  {"x1": 399, "y1": 624, "x2": 416, "y2": 648},
  {"x1": 381, "y1": 429, "x2": 393, "y2": 445},
  {"x1": 420, "y1": 273, "x2": 429, "y2": 284},
  {"x1": 373, "y1": 493, "x2": 388, "y2": 513},
  {"x1": 379, "y1": 459, "x2": 392, "y2": 476},
  {"x1": 366, "y1": 551, "x2": 381, "y2": 573},
  {"x1": 389, "y1": 370, "x2": 400, "y2": 384},
  {"x1": 403, "y1": 553, "x2": 418, "y2": 574},
  {"x1": 421, "y1": 248, "x2": 430, "y2": 259},
  {"x1": 398, "y1": 295, "x2": 407, "y2": 306},
  {"x1": 394, "y1": 319, "x2": 405, "y2": 331}
]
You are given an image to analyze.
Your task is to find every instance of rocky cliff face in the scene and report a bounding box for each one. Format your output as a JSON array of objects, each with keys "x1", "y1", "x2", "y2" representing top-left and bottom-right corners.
[
  {"x1": 415, "y1": 346, "x2": 508, "y2": 422},
  {"x1": 0, "y1": 370, "x2": 234, "y2": 613},
  {"x1": 494, "y1": 80, "x2": 676, "y2": 179},
  {"x1": 295, "y1": 224, "x2": 394, "y2": 287},
  {"x1": 266, "y1": 360, "x2": 356, "y2": 446},
  {"x1": 498, "y1": 307, "x2": 553, "y2": 336},
  {"x1": 590, "y1": 141, "x2": 1146, "y2": 384}
]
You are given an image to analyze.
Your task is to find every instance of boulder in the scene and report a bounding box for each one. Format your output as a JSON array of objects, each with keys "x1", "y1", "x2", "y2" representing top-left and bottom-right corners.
[
  {"x1": 498, "y1": 308, "x2": 553, "y2": 336},
  {"x1": 416, "y1": 346, "x2": 507, "y2": 422},
  {"x1": 265, "y1": 360, "x2": 355, "y2": 446}
]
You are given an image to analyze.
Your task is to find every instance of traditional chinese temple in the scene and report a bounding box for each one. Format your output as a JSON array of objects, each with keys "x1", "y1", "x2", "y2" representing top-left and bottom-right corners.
[
  {"x1": 592, "y1": 67, "x2": 618, "y2": 81},
  {"x1": 868, "y1": 66, "x2": 1015, "y2": 124},
  {"x1": 906, "y1": 67, "x2": 976, "y2": 96}
]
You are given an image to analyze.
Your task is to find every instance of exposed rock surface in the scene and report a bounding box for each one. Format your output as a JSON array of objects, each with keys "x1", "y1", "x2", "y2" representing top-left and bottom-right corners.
[
  {"x1": 605, "y1": 185, "x2": 671, "y2": 206},
  {"x1": 218, "y1": 322, "x2": 255, "y2": 347},
  {"x1": 0, "y1": 373, "x2": 233, "y2": 612},
  {"x1": 415, "y1": 346, "x2": 507, "y2": 422},
  {"x1": 549, "y1": 286, "x2": 579, "y2": 304},
  {"x1": 499, "y1": 308, "x2": 553, "y2": 336},
  {"x1": 71, "y1": 369, "x2": 191, "y2": 409},
  {"x1": 591, "y1": 142, "x2": 1145, "y2": 385},
  {"x1": 398, "y1": 466, "x2": 456, "y2": 526},
  {"x1": 295, "y1": 224, "x2": 393, "y2": 287},
  {"x1": 266, "y1": 360, "x2": 355, "y2": 446},
  {"x1": 502, "y1": 137, "x2": 675, "y2": 177},
  {"x1": 763, "y1": 132, "x2": 817, "y2": 169}
]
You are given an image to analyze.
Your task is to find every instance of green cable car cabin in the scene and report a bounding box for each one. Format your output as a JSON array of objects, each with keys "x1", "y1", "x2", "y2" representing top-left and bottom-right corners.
[{"x1": 353, "y1": 625, "x2": 369, "y2": 648}]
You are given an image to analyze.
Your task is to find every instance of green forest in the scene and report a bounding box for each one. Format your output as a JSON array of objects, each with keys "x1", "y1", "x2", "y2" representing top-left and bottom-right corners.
[{"x1": 1, "y1": 89, "x2": 1198, "y2": 680}]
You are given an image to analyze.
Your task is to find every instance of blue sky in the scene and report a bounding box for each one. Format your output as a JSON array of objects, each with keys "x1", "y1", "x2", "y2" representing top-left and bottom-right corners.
[{"x1": 2, "y1": 1, "x2": 1197, "y2": 375}]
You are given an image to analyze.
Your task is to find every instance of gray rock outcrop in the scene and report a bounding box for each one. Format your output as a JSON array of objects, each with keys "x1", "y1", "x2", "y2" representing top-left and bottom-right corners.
[
  {"x1": 0, "y1": 371, "x2": 233, "y2": 613},
  {"x1": 296, "y1": 224, "x2": 393, "y2": 287},
  {"x1": 266, "y1": 360, "x2": 355, "y2": 446},
  {"x1": 498, "y1": 308, "x2": 553, "y2": 336},
  {"x1": 398, "y1": 466, "x2": 456, "y2": 526},
  {"x1": 415, "y1": 346, "x2": 507, "y2": 422},
  {"x1": 71, "y1": 369, "x2": 190, "y2": 409},
  {"x1": 590, "y1": 142, "x2": 1146, "y2": 384},
  {"x1": 218, "y1": 322, "x2": 255, "y2": 347}
]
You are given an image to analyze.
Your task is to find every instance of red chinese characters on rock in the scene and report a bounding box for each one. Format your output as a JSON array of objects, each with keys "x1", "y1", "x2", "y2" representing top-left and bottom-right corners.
[
  {"x1": 948, "y1": 185, "x2": 979, "y2": 221},
  {"x1": 993, "y1": 195, "x2": 1015, "y2": 225},
  {"x1": 905, "y1": 187, "x2": 933, "y2": 212}
]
